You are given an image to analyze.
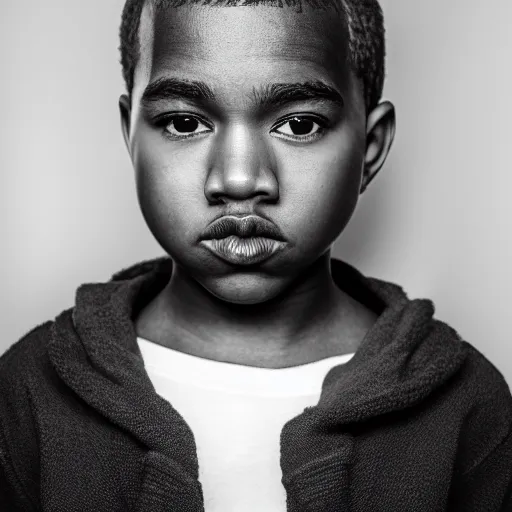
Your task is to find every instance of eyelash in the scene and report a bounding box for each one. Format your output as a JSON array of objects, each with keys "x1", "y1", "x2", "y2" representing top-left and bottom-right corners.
[{"x1": 155, "y1": 113, "x2": 329, "y2": 143}]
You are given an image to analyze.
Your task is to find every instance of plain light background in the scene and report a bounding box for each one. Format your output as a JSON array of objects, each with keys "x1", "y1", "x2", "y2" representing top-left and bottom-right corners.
[{"x1": 1, "y1": 1, "x2": 511, "y2": 384}]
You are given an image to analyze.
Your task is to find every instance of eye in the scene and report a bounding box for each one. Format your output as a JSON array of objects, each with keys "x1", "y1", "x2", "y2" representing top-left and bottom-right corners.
[
  {"x1": 163, "y1": 115, "x2": 212, "y2": 139},
  {"x1": 272, "y1": 116, "x2": 326, "y2": 142}
]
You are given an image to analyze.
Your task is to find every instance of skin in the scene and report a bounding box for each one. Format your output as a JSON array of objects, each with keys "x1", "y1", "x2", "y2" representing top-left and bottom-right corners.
[{"x1": 119, "y1": 3, "x2": 396, "y2": 368}]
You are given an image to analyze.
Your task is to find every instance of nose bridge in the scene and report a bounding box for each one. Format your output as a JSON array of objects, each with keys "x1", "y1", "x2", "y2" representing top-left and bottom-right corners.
[
  {"x1": 219, "y1": 122, "x2": 264, "y2": 180},
  {"x1": 206, "y1": 122, "x2": 277, "y2": 201}
]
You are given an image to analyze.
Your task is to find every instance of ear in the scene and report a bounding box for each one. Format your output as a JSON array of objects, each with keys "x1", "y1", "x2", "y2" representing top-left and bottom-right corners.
[
  {"x1": 360, "y1": 100, "x2": 396, "y2": 193},
  {"x1": 119, "y1": 94, "x2": 132, "y2": 157}
]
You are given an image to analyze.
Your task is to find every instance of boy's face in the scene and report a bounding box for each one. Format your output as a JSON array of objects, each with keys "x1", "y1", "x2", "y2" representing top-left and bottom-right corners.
[{"x1": 121, "y1": 4, "x2": 391, "y2": 305}]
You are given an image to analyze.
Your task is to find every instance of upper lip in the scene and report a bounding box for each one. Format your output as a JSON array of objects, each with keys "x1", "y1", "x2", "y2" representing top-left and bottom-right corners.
[{"x1": 199, "y1": 215, "x2": 286, "y2": 242}]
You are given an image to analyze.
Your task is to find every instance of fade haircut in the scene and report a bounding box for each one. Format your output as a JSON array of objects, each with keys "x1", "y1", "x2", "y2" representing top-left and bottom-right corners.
[{"x1": 119, "y1": 0, "x2": 385, "y2": 112}]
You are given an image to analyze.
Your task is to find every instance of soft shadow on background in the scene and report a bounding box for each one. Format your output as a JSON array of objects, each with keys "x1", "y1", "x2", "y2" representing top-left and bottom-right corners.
[{"x1": 1, "y1": 0, "x2": 511, "y2": 383}]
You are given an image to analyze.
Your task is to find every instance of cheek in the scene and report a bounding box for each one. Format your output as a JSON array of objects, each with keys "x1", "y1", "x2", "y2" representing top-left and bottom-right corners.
[
  {"x1": 132, "y1": 131, "x2": 203, "y2": 243},
  {"x1": 323, "y1": 149, "x2": 364, "y2": 216},
  {"x1": 279, "y1": 130, "x2": 365, "y2": 241}
]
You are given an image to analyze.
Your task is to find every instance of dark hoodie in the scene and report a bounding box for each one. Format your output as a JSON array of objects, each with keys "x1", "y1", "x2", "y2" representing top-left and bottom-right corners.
[{"x1": 1, "y1": 257, "x2": 511, "y2": 511}]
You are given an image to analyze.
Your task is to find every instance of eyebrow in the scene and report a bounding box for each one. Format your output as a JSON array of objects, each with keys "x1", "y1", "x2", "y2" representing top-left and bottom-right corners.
[{"x1": 141, "y1": 77, "x2": 344, "y2": 109}]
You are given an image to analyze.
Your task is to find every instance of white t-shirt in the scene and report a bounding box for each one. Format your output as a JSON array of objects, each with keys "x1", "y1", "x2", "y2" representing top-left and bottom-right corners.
[{"x1": 137, "y1": 337, "x2": 355, "y2": 512}]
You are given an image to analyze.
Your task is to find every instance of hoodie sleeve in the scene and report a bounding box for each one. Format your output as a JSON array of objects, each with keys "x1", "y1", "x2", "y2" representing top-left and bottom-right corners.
[
  {"x1": 450, "y1": 428, "x2": 512, "y2": 510},
  {"x1": 0, "y1": 428, "x2": 36, "y2": 512},
  {"x1": 0, "y1": 327, "x2": 48, "y2": 512},
  {"x1": 448, "y1": 347, "x2": 512, "y2": 510}
]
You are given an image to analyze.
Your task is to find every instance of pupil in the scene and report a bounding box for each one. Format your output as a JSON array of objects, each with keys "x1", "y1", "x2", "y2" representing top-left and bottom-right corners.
[
  {"x1": 289, "y1": 117, "x2": 313, "y2": 136},
  {"x1": 174, "y1": 116, "x2": 198, "y2": 133}
]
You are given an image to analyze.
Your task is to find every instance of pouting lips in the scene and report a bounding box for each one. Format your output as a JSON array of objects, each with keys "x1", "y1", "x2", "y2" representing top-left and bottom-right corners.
[
  {"x1": 200, "y1": 234, "x2": 287, "y2": 265},
  {"x1": 199, "y1": 215, "x2": 286, "y2": 242}
]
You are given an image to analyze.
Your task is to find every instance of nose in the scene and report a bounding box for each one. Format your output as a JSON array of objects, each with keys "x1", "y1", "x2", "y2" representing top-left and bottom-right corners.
[{"x1": 204, "y1": 123, "x2": 279, "y2": 204}]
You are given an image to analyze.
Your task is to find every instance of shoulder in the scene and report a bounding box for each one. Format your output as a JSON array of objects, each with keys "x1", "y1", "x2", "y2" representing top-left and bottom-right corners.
[
  {"x1": 0, "y1": 312, "x2": 76, "y2": 419},
  {"x1": 0, "y1": 319, "x2": 55, "y2": 382},
  {"x1": 437, "y1": 331, "x2": 512, "y2": 423},
  {"x1": 457, "y1": 340, "x2": 511, "y2": 406},
  {"x1": 0, "y1": 317, "x2": 61, "y2": 427},
  {"x1": 0, "y1": 315, "x2": 72, "y2": 415}
]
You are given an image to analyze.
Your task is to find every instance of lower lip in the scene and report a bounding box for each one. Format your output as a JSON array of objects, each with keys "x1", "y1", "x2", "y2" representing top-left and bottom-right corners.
[{"x1": 200, "y1": 236, "x2": 287, "y2": 265}]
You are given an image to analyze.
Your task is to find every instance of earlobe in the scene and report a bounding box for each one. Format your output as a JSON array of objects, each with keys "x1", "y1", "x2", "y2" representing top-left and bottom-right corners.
[
  {"x1": 119, "y1": 94, "x2": 132, "y2": 156},
  {"x1": 360, "y1": 101, "x2": 396, "y2": 193}
]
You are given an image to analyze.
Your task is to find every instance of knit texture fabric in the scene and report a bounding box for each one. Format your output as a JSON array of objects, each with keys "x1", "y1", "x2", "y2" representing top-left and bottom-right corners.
[{"x1": 1, "y1": 256, "x2": 511, "y2": 511}]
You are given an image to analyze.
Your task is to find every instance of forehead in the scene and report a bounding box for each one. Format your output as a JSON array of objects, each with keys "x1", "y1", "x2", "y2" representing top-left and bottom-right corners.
[{"x1": 134, "y1": 4, "x2": 352, "y2": 98}]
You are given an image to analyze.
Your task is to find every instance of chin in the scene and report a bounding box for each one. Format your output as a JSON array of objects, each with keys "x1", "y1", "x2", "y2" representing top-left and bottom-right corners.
[{"x1": 200, "y1": 274, "x2": 287, "y2": 306}]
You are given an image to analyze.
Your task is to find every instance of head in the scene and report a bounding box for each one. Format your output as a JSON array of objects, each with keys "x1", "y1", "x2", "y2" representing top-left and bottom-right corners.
[{"x1": 118, "y1": 0, "x2": 395, "y2": 305}]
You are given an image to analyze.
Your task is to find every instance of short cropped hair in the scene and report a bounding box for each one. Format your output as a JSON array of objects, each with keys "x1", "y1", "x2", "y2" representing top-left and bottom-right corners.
[{"x1": 119, "y1": 0, "x2": 385, "y2": 112}]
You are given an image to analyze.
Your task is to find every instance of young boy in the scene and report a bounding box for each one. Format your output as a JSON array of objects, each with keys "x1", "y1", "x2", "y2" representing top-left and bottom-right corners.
[{"x1": 1, "y1": 0, "x2": 511, "y2": 510}]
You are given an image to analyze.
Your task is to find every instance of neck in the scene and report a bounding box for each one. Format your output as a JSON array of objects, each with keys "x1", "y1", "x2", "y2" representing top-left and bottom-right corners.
[{"x1": 136, "y1": 253, "x2": 374, "y2": 368}]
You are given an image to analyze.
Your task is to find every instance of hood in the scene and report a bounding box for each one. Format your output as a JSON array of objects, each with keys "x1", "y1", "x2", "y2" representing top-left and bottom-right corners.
[
  {"x1": 106, "y1": 255, "x2": 468, "y2": 426},
  {"x1": 47, "y1": 256, "x2": 469, "y2": 512}
]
